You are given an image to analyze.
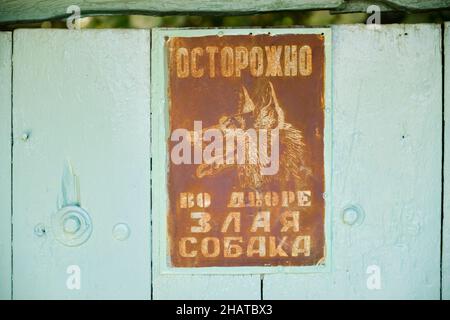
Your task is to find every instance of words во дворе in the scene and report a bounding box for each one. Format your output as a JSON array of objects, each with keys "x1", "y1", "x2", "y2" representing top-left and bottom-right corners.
[{"x1": 175, "y1": 191, "x2": 313, "y2": 260}]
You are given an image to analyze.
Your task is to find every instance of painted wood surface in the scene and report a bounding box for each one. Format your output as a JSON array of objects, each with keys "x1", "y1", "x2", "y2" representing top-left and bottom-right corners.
[
  {"x1": 444, "y1": 22, "x2": 450, "y2": 301},
  {"x1": 151, "y1": 29, "x2": 261, "y2": 299},
  {"x1": 12, "y1": 30, "x2": 151, "y2": 299},
  {"x1": 264, "y1": 24, "x2": 442, "y2": 299},
  {"x1": 0, "y1": 32, "x2": 12, "y2": 300},
  {"x1": 0, "y1": 24, "x2": 445, "y2": 299},
  {"x1": 1, "y1": 0, "x2": 449, "y2": 24}
]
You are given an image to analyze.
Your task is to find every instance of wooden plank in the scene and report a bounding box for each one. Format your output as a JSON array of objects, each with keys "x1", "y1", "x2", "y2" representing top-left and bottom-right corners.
[
  {"x1": 334, "y1": 0, "x2": 449, "y2": 13},
  {"x1": 264, "y1": 24, "x2": 442, "y2": 299},
  {"x1": 1, "y1": 0, "x2": 449, "y2": 25},
  {"x1": 151, "y1": 28, "x2": 261, "y2": 299},
  {"x1": 12, "y1": 29, "x2": 151, "y2": 299},
  {"x1": 444, "y1": 23, "x2": 450, "y2": 301},
  {"x1": 0, "y1": 32, "x2": 12, "y2": 300},
  {"x1": 0, "y1": 0, "x2": 340, "y2": 24}
]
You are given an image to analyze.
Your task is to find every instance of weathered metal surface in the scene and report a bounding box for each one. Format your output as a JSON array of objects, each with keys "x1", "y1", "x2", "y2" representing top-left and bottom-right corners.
[
  {"x1": 0, "y1": 32, "x2": 12, "y2": 300},
  {"x1": 153, "y1": 28, "x2": 331, "y2": 300},
  {"x1": 264, "y1": 24, "x2": 442, "y2": 299},
  {"x1": 1, "y1": 0, "x2": 450, "y2": 25},
  {"x1": 166, "y1": 33, "x2": 328, "y2": 268},
  {"x1": 12, "y1": 29, "x2": 151, "y2": 299}
]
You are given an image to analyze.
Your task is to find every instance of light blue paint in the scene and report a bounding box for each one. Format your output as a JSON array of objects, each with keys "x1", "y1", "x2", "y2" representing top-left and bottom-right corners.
[
  {"x1": 264, "y1": 24, "x2": 442, "y2": 299},
  {"x1": 12, "y1": 29, "x2": 151, "y2": 299},
  {"x1": 0, "y1": 32, "x2": 12, "y2": 300},
  {"x1": 0, "y1": 24, "x2": 444, "y2": 300},
  {"x1": 443, "y1": 23, "x2": 450, "y2": 301},
  {"x1": 151, "y1": 29, "x2": 260, "y2": 299},
  {"x1": 58, "y1": 160, "x2": 80, "y2": 208}
]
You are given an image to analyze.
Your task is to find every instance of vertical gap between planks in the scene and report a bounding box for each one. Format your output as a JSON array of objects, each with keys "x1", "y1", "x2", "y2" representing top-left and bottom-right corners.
[
  {"x1": 150, "y1": 154, "x2": 153, "y2": 300},
  {"x1": 440, "y1": 23, "x2": 445, "y2": 301},
  {"x1": 260, "y1": 274, "x2": 264, "y2": 300},
  {"x1": 10, "y1": 30, "x2": 14, "y2": 300},
  {"x1": 150, "y1": 155, "x2": 153, "y2": 300},
  {"x1": 149, "y1": 28, "x2": 153, "y2": 301},
  {"x1": 441, "y1": 22, "x2": 445, "y2": 300}
]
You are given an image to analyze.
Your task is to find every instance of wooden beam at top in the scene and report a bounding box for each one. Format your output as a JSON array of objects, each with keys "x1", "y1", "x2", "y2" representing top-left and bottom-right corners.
[{"x1": 0, "y1": 0, "x2": 449, "y2": 25}]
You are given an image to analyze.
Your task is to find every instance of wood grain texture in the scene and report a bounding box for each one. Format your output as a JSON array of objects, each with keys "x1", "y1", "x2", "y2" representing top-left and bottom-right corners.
[
  {"x1": 264, "y1": 24, "x2": 442, "y2": 299},
  {"x1": 334, "y1": 0, "x2": 450, "y2": 13},
  {"x1": 151, "y1": 29, "x2": 261, "y2": 299},
  {"x1": 5, "y1": 24, "x2": 445, "y2": 300},
  {"x1": 1, "y1": 0, "x2": 449, "y2": 24},
  {"x1": 12, "y1": 29, "x2": 151, "y2": 299},
  {"x1": 443, "y1": 22, "x2": 450, "y2": 301},
  {"x1": 0, "y1": 32, "x2": 12, "y2": 300}
]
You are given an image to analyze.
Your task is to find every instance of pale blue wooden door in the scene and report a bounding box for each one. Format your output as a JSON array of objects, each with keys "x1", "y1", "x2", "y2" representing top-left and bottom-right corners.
[
  {"x1": 151, "y1": 24, "x2": 442, "y2": 299},
  {"x1": 0, "y1": 32, "x2": 12, "y2": 300},
  {"x1": 443, "y1": 22, "x2": 450, "y2": 300},
  {"x1": 0, "y1": 24, "x2": 446, "y2": 299},
  {"x1": 10, "y1": 30, "x2": 151, "y2": 299},
  {"x1": 264, "y1": 24, "x2": 442, "y2": 299}
]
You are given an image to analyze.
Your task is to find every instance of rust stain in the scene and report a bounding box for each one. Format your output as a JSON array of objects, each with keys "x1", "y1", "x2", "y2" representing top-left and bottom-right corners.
[{"x1": 166, "y1": 34, "x2": 326, "y2": 267}]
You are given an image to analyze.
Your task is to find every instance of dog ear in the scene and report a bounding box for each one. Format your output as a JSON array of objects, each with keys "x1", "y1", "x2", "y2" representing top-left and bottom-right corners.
[
  {"x1": 257, "y1": 82, "x2": 285, "y2": 129},
  {"x1": 239, "y1": 86, "x2": 256, "y2": 114}
]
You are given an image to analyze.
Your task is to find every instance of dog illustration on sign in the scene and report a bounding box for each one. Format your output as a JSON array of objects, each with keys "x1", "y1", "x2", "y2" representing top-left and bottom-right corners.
[{"x1": 192, "y1": 81, "x2": 311, "y2": 189}]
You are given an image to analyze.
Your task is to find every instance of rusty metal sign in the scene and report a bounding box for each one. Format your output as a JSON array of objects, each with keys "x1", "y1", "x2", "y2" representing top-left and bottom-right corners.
[{"x1": 159, "y1": 29, "x2": 331, "y2": 269}]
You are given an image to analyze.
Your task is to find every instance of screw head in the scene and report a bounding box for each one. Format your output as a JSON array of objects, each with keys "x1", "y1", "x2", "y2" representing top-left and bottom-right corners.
[
  {"x1": 34, "y1": 223, "x2": 46, "y2": 237},
  {"x1": 63, "y1": 216, "x2": 81, "y2": 233},
  {"x1": 52, "y1": 206, "x2": 92, "y2": 247},
  {"x1": 343, "y1": 208, "x2": 358, "y2": 225},
  {"x1": 113, "y1": 223, "x2": 130, "y2": 241},
  {"x1": 342, "y1": 204, "x2": 365, "y2": 226}
]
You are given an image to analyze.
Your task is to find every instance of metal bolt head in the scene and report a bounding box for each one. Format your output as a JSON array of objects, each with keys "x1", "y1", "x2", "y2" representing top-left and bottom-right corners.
[
  {"x1": 342, "y1": 204, "x2": 365, "y2": 226},
  {"x1": 343, "y1": 208, "x2": 358, "y2": 225},
  {"x1": 52, "y1": 206, "x2": 92, "y2": 247},
  {"x1": 21, "y1": 133, "x2": 29, "y2": 141},
  {"x1": 63, "y1": 216, "x2": 81, "y2": 234},
  {"x1": 34, "y1": 223, "x2": 46, "y2": 237},
  {"x1": 113, "y1": 223, "x2": 130, "y2": 241}
]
